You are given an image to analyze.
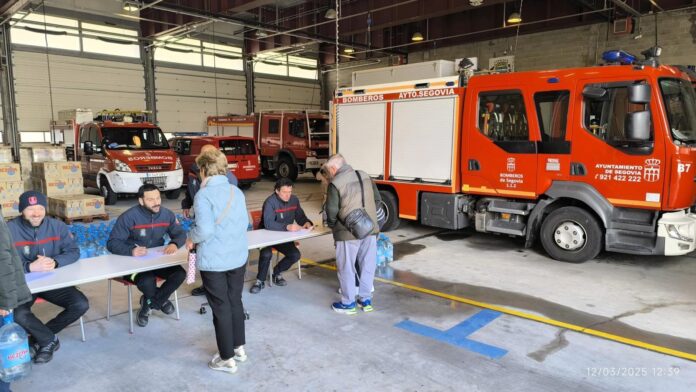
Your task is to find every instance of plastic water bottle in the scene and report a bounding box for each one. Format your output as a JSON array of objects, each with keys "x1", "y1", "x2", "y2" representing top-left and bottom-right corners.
[{"x1": 0, "y1": 313, "x2": 32, "y2": 382}]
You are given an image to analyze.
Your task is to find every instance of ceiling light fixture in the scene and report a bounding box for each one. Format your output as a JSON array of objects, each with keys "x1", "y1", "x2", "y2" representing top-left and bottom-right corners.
[
  {"x1": 122, "y1": 1, "x2": 140, "y2": 12},
  {"x1": 325, "y1": 8, "x2": 337, "y2": 19},
  {"x1": 411, "y1": 32, "x2": 424, "y2": 42},
  {"x1": 344, "y1": 47, "x2": 354, "y2": 53},
  {"x1": 507, "y1": 12, "x2": 522, "y2": 24}
]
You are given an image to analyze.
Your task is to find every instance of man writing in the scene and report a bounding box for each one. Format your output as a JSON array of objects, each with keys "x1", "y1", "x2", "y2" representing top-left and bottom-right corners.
[
  {"x1": 8, "y1": 191, "x2": 88, "y2": 363},
  {"x1": 107, "y1": 184, "x2": 186, "y2": 327},
  {"x1": 249, "y1": 178, "x2": 312, "y2": 293}
]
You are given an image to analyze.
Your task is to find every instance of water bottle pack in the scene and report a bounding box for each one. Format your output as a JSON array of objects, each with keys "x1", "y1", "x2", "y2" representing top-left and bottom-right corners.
[
  {"x1": 70, "y1": 220, "x2": 116, "y2": 258},
  {"x1": 376, "y1": 233, "x2": 394, "y2": 267},
  {"x1": 0, "y1": 313, "x2": 32, "y2": 382}
]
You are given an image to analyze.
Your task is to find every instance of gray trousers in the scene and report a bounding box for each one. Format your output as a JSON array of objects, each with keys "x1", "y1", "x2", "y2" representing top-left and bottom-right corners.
[{"x1": 336, "y1": 235, "x2": 377, "y2": 304}]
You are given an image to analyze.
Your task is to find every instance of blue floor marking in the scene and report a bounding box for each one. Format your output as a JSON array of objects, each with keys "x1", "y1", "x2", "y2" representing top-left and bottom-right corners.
[{"x1": 395, "y1": 309, "x2": 508, "y2": 359}]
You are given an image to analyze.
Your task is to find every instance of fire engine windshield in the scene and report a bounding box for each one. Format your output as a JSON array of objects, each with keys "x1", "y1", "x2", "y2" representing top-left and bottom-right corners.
[
  {"x1": 309, "y1": 119, "x2": 329, "y2": 140},
  {"x1": 101, "y1": 128, "x2": 170, "y2": 150},
  {"x1": 659, "y1": 78, "x2": 696, "y2": 144}
]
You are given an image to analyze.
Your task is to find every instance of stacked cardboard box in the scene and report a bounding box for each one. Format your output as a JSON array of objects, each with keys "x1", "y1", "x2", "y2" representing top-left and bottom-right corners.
[
  {"x1": 31, "y1": 161, "x2": 107, "y2": 219},
  {"x1": 0, "y1": 148, "x2": 13, "y2": 164},
  {"x1": 48, "y1": 194, "x2": 106, "y2": 219},
  {"x1": 32, "y1": 161, "x2": 84, "y2": 197},
  {"x1": 0, "y1": 163, "x2": 23, "y2": 218},
  {"x1": 20, "y1": 145, "x2": 67, "y2": 190}
]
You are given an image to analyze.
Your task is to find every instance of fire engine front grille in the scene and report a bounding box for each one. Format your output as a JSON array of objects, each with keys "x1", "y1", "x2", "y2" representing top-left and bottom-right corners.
[
  {"x1": 140, "y1": 176, "x2": 167, "y2": 189},
  {"x1": 136, "y1": 164, "x2": 171, "y2": 172},
  {"x1": 314, "y1": 148, "x2": 329, "y2": 158}
]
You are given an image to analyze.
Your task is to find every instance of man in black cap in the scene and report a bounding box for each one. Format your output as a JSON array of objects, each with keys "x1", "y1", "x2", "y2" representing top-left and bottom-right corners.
[{"x1": 7, "y1": 191, "x2": 86, "y2": 364}]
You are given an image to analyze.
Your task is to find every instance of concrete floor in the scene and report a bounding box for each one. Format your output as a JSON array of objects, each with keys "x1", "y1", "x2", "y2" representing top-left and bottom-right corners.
[{"x1": 11, "y1": 174, "x2": 696, "y2": 391}]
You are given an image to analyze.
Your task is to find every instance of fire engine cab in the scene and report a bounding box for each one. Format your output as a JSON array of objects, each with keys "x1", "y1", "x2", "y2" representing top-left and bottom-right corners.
[
  {"x1": 334, "y1": 48, "x2": 696, "y2": 263},
  {"x1": 77, "y1": 110, "x2": 183, "y2": 205},
  {"x1": 207, "y1": 110, "x2": 330, "y2": 180}
]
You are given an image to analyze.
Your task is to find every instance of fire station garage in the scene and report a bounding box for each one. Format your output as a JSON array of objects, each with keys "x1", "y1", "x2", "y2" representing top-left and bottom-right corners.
[{"x1": 0, "y1": 0, "x2": 695, "y2": 391}]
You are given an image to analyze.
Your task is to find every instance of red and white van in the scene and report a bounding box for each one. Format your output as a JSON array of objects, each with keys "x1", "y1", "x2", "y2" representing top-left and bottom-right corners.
[{"x1": 77, "y1": 111, "x2": 183, "y2": 205}]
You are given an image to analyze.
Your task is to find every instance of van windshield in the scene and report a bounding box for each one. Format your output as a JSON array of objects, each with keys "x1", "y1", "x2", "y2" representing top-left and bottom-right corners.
[
  {"x1": 102, "y1": 128, "x2": 170, "y2": 150},
  {"x1": 219, "y1": 139, "x2": 256, "y2": 155}
]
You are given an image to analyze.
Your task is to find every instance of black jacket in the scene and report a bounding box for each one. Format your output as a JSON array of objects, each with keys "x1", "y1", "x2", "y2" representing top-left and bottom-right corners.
[
  {"x1": 0, "y1": 218, "x2": 31, "y2": 312},
  {"x1": 107, "y1": 205, "x2": 187, "y2": 256},
  {"x1": 260, "y1": 193, "x2": 311, "y2": 231},
  {"x1": 7, "y1": 216, "x2": 80, "y2": 273}
]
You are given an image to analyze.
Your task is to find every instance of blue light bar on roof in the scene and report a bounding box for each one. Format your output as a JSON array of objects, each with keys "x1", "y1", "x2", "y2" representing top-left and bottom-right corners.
[{"x1": 602, "y1": 50, "x2": 636, "y2": 65}]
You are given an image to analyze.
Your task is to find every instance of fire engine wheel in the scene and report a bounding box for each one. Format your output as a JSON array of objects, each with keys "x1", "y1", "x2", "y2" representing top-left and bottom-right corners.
[
  {"x1": 378, "y1": 190, "x2": 401, "y2": 232},
  {"x1": 165, "y1": 188, "x2": 181, "y2": 200},
  {"x1": 100, "y1": 179, "x2": 118, "y2": 205},
  {"x1": 276, "y1": 157, "x2": 298, "y2": 181},
  {"x1": 540, "y1": 206, "x2": 602, "y2": 263}
]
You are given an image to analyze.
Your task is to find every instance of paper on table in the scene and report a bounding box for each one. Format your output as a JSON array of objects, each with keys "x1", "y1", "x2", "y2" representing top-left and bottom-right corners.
[
  {"x1": 25, "y1": 271, "x2": 55, "y2": 283},
  {"x1": 133, "y1": 245, "x2": 186, "y2": 260}
]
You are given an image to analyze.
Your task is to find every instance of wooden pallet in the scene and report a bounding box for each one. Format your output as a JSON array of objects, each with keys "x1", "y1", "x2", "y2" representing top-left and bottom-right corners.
[{"x1": 53, "y1": 214, "x2": 110, "y2": 225}]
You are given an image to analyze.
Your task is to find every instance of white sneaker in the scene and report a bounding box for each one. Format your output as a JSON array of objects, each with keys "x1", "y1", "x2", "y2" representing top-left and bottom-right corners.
[
  {"x1": 233, "y1": 346, "x2": 247, "y2": 362},
  {"x1": 209, "y1": 353, "x2": 237, "y2": 373}
]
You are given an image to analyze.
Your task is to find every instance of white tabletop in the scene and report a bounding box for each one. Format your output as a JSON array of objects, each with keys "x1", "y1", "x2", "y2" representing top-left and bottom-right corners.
[{"x1": 27, "y1": 227, "x2": 331, "y2": 294}]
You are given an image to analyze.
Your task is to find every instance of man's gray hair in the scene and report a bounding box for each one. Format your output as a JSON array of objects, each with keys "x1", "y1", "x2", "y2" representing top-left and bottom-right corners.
[{"x1": 325, "y1": 153, "x2": 346, "y2": 170}]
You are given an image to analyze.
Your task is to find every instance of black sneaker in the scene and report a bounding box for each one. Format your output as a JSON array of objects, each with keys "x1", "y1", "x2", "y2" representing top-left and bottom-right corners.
[
  {"x1": 137, "y1": 296, "x2": 151, "y2": 327},
  {"x1": 273, "y1": 274, "x2": 287, "y2": 286},
  {"x1": 160, "y1": 300, "x2": 175, "y2": 315},
  {"x1": 34, "y1": 337, "x2": 60, "y2": 364},
  {"x1": 249, "y1": 280, "x2": 264, "y2": 294},
  {"x1": 191, "y1": 286, "x2": 206, "y2": 296}
]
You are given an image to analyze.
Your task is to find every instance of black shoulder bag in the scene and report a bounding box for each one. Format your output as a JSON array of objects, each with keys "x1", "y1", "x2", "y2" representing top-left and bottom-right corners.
[{"x1": 342, "y1": 171, "x2": 375, "y2": 240}]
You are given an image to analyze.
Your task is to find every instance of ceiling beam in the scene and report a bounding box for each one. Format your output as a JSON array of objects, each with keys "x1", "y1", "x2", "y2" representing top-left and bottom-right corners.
[
  {"x1": 610, "y1": 0, "x2": 642, "y2": 16},
  {"x1": 0, "y1": 0, "x2": 32, "y2": 17}
]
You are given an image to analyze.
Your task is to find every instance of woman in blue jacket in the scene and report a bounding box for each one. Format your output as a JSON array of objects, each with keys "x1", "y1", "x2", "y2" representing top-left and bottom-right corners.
[{"x1": 186, "y1": 149, "x2": 249, "y2": 374}]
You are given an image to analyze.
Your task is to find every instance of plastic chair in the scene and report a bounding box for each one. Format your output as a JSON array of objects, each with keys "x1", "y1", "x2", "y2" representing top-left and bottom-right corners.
[
  {"x1": 106, "y1": 277, "x2": 179, "y2": 334},
  {"x1": 34, "y1": 297, "x2": 86, "y2": 342}
]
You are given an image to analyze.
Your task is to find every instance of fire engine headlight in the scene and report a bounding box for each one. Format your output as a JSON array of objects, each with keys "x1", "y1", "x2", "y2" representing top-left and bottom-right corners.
[
  {"x1": 666, "y1": 224, "x2": 693, "y2": 243},
  {"x1": 113, "y1": 159, "x2": 132, "y2": 172},
  {"x1": 307, "y1": 150, "x2": 317, "y2": 157},
  {"x1": 175, "y1": 157, "x2": 182, "y2": 170}
]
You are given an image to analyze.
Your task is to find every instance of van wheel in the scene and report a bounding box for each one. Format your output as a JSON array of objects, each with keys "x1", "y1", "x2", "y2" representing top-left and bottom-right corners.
[
  {"x1": 165, "y1": 188, "x2": 181, "y2": 200},
  {"x1": 100, "y1": 179, "x2": 118, "y2": 205},
  {"x1": 378, "y1": 190, "x2": 401, "y2": 232},
  {"x1": 540, "y1": 206, "x2": 602, "y2": 263},
  {"x1": 276, "y1": 156, "x2": 298, "y2": 181}
]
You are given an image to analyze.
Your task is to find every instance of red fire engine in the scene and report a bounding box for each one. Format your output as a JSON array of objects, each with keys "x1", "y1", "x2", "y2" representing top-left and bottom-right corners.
[
  {"x1": 207, "y1": 110, "x2": 330, "y2": 180},
  {"x1": 333, "y1": 48, "x2": 696, "y2": 263}
]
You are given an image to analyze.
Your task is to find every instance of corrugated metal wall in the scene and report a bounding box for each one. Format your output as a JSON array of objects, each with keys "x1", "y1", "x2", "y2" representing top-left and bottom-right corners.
[
  {"x1": 254, "y1": 76, "x2": 321, "y2": 111},
  {"x1": 155, "y1": 66, "x2": 247, "y2": 133},
  {"x1": 13, "y1": 51, "x2": 145, "y2": 132}
]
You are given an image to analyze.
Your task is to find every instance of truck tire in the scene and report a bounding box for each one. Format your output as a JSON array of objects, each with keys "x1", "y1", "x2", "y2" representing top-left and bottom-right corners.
[
  {"x1": 165, "y1": 188, "x2": 181, "y2": 200},
  {"x1": 378, "y1": 190, "x2": 401, "y2": 232},
  {"x1": 276, "y1": 156, "x2": 298, "y2": 181},
  {"x1": 540, "y1": 206, "x2": 602, "y2": 263},
  {"x1": 99, "y1": 178, "x2": 118, "y2": 205}
]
